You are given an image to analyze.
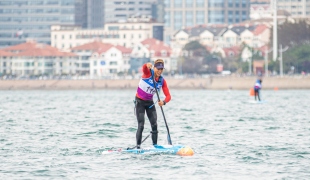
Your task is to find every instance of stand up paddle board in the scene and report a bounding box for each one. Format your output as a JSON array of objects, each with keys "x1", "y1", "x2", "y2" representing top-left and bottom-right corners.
[
  {"x1": 248, "y1": 100, "x2": 266, "y2": 104},
  {"x1": 103, "y1": 144, "x2": 194, "y2": 156}
]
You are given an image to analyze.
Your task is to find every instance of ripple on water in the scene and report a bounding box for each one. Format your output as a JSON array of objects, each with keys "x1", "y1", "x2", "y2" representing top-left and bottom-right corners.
[{"x1": 0, "y1": 90, "x2": 309, "y2": 179}]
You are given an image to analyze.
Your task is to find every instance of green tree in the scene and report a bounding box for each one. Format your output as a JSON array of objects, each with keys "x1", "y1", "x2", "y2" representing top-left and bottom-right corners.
[
  {"x1": 282, "y1": 44, "x2": 310, "y2": 73},
  {"x1": 181, "y1": 41, "x2": 211, "y2": 74},
  {"x1": 270, "y1": 20, "x2": 310, "y2": 48}
]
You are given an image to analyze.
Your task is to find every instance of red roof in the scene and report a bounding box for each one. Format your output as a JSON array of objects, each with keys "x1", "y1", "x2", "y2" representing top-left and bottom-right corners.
[
  {"x1": 2, "y1": 41, "x2": 76, "y2": 57},
  {"x1": 141, "y1": 38, "x2": 171, "y2": 57},
  {"x1": 0, "y1": 50, "x2": 14, "y2": 56},
  {"x1": 251, "y1": 4, "x2": 270, "y2": 11},
  {"x1": 205, "y1": 46, "x2": 213, "y2": 52},
  {"x1": 115, "y1": 45, "x2": 132, "y2": 54},
  {"x1": 72, "y1": 41, "x2": 114, "y2": 52},
  {"x1": 72, "y1": 41, "x2": 132, "y2": 54},
  {"x1": 256, "y1": 45, "x2": 270, "y2": 56},
  {"x1": 2, "y1": 41, "x2": 39, "y2": 52},
  {"x1": 252, "y1": 24, "x2": 268, "y2": 35},
  {"x1": 223, "y1": 46, "x2": 241, "y2": 57}
]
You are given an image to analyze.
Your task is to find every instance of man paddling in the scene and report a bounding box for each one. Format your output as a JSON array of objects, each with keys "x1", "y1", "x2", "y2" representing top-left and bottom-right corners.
[{"x1": 134, "y1": 59, "x2": 171, "y2": 149}]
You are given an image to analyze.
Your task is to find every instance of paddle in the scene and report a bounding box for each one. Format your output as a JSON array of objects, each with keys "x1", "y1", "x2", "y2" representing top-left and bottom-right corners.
[
  {"x1": 127, "y1": 132, "x2": 152, "y2": 150},
  {"x1": 150, "y1": 69, "x2": 172, "y2": 145}
]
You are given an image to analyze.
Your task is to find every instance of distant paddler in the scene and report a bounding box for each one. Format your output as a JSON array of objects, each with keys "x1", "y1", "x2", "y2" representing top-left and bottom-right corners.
[{"x1": 254, "y1": 79, "x2": 263, "y2": 101}]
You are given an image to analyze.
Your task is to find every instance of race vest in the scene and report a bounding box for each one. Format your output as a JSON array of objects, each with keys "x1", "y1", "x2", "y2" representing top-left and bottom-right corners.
[
  {"x1": 137, "y1": 76, "x2": 164, "y2": 100},
  {"x1": 254, "y1": 82, "x2": 262, "y2": 90}
]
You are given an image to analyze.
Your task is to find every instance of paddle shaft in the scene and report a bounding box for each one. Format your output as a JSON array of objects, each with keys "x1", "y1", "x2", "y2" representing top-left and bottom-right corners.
[
  {"x1": 150, "y1": 69, "x2": 172, "y2": 145},
  {"x1": 127, "y1": 132, "x2": 151, "y2": 150}
]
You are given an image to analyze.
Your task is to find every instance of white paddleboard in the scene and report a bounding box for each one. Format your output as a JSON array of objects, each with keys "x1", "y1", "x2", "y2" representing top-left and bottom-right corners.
[{"x1": 248, "y1": 100, "x2": 266, "y2": 104}]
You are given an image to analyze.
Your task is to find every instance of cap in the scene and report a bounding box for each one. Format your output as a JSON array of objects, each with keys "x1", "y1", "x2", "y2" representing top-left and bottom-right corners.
[{"x1": 154, "y1": 59, "x2": 164, "y2": 69}]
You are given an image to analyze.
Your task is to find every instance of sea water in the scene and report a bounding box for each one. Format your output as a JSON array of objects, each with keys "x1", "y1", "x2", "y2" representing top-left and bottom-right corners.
[{"x1": 0, "y1": 90, "x2": 309, "y2": 179}]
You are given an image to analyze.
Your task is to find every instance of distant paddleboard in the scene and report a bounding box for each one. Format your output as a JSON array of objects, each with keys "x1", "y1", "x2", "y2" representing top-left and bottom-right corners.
[
  {"x1": 103, "y1": 144, "x2": 194, "y2": 156},
  {"x1": 248, "y1": 100, "x2": 266, "y2": 104}
]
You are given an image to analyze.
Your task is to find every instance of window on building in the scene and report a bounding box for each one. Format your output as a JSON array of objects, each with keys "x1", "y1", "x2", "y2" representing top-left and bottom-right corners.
[
  {"x1": 228, "y1": 0, "x2": 233, "y2": 7},
  {"x1": 196, "y1": 0, "x2": 204, "y2": 7},
  {"x1": 165, "y1": 12, "x2": 170, "y2": 27},
  {"x1": 174, "y1": 11, "x2": 182, "y2": 30},
  {"x1": 115, "y1": 8, "x2": 126, "y2": 11},
  {"x1": 161, "y1": 50, "x2": 167, "y2": 56},
  {"x1": 174, "y1": 0, "x2": 182, "y2": 7},
  {"x1": 186, "y1": 0, "x2": 192, "y2": 7},
  {"x1": 208, "y1": 10, "x2": 224, "y2": 24},
  {"x1": 108, "y1": 26, "x2": 119, "y2": 30},
  {"x1": 196, "y1": 11, "x2": 205, "y2": 24},
  {"x1": 186, "y1": 11, "x2": 193, "y2": 26},
  {"x1": 242, "y1": 0, "x2": 247, "y2": 8}
]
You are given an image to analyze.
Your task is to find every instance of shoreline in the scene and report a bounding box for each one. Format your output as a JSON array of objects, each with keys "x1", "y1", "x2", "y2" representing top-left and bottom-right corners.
[{"x1": 1, "y1": 76, "x2": 310, "y2": 90}]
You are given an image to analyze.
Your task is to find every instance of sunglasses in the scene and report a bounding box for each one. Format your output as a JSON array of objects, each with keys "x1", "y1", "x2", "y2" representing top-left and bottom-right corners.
[{"x1": 156, "y1": 68, "x2": 164, "y2": 71}]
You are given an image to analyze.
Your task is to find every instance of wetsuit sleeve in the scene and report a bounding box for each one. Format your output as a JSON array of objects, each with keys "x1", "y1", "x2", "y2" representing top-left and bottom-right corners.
[
  {"x1": 142, "y1": 63, "x2": 151, "y2": 78},
  {"x1": 162, "y1": 79, "x2": 171, "y2": 103}
]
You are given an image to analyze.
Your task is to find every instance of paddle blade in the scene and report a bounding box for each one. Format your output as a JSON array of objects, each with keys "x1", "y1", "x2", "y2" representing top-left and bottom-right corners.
[{"x1": 167, "y1": 134, "x2": 172, "y2": 145}]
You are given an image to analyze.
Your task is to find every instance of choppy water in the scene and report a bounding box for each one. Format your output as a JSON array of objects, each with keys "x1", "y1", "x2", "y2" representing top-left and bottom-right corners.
[{"x1": 0, "y1": 89, "x2": 309, "y2": 179}]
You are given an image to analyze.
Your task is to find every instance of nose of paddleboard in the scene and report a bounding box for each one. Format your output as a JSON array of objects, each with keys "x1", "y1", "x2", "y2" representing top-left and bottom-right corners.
[{"x1": 177, "y1": 146, "x2": 194, "y2": 156}]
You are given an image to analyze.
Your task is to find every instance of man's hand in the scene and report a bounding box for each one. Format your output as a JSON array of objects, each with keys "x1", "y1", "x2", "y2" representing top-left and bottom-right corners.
[
  {"x1": 146, "y1": 63, "x2": 153, "y2": 69},
  {"x1": 158, "y1": 100, "x2": 165, "y2": 107}
]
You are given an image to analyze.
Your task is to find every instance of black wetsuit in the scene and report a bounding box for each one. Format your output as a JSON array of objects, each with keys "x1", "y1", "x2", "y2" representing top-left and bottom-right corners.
[
  {"x1": 135, "y1": 96, "x2": 158, "y2": 148},
  {"x1": 254, "y1": 88, "x2": 260, "y2": 101}
]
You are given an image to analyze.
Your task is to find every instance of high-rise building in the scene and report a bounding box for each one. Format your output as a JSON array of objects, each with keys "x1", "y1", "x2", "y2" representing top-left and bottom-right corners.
[
  {"x1": 152, "y1": 0, "x2": 165, "y2": 23},
  {"x1": 164, "y1": 0, "x2": 251, "y2": 43},
  {"x1": 0, "y1": 0, "x2": 76, "y2": 47},
  {"x1": 104, "y1": 0, "x2": 155, "y2": 23},
  {"x1": 275, "y1": 0, "x2": 310, "y2": 17},
  {"x1": 75, "y1": 0, "x2": 105, "y2": 29}
]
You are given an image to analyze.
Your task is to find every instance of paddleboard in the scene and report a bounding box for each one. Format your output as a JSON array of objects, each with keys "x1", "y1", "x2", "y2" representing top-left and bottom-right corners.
[
  {"x1": 248, "y1": 100, "x2": 266, "y2": 104},
  {"x1": 103, "y1": 144, "x2": 194, "y2": 156}
]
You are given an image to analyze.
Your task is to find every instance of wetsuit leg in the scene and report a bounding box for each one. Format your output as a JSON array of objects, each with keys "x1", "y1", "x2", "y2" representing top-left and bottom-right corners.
[
  {"x1": 254, "y1": 89, "x2": 258, "y2": 101},
  {"x1": 146, "y1": 105, "x2": 158, "y2": 145},
  {"x1": 257, "y1": 90, "x2": 261, "y2": 101},
  {"x1": 135, "y1": 100, "x2": 146, "y2": 147}
]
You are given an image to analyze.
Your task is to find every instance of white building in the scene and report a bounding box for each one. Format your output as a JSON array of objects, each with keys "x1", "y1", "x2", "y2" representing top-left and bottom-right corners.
[
  {"x1": 276, "y1": 0, "x2": 310, "y2": 17},
  {"x1": 70, "y1": 40, "x2": 132, "y2": 78},
  {"x1": 130, "y1": 38, "x2": 174, "y2": 72},
  {"x1": 250, "y1": 4, "x2": 273, "y2": 20},
  {"x1": 172, "y1": 24, "x2": 270, "y2": 50},
  {"x1": 51, "y1": 16, "x2": 164, "y2": 51},
  {"x1": 0, "y1": 40, "x2": 78, "y2": 76}
]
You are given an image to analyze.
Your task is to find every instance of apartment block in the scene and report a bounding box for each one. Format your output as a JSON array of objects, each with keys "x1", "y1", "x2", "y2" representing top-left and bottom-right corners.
[
  {"x1": 0, "y1": 0, "x2": 75, "y2": 47},
  {"x1": 51, "y1": 16, "x2": 164, "y2": 50},
  {"x1": 164, "y1": 0, "x2": 251, "y2": 43},
  {"x1": 276, "y1": 0, "x2": 310, "y2": 17}
]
